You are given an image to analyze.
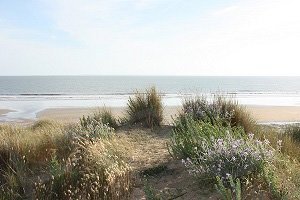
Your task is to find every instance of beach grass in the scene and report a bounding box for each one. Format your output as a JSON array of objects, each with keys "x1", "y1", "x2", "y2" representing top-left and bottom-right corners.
[{"x1": 126, "y1": 87, "x2": 163, "y2": 128}]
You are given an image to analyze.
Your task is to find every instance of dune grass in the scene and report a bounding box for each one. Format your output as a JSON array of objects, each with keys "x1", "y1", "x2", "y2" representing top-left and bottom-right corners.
[
  {"x1": 0, "y1": 118, "x2": 132, "y2": 199},
  {"x1": 126, "y1": 87, "x2": 163, "y2": 128}
]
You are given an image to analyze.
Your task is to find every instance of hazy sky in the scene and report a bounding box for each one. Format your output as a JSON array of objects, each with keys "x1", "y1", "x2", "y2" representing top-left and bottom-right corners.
[{"x1": 1, "y1": 0, "x2": 300, "y2": 76}]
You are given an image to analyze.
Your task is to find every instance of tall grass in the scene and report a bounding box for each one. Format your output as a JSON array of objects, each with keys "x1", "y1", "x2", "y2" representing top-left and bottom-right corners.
[
  {"x1": 0, "y1": 119, "x2": 132, "y2": 199},
  {"x1": 34, "y1": 129, "x2": 131, "y2": 199},
  {"x1": 126, "y1": 87, "x2": 163, "y2": 128},
  {"x1": 255, "y1": 125, "x2": 300, "y2": 160}
]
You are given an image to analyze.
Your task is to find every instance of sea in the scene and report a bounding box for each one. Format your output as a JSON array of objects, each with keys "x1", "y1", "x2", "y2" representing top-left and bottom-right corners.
[{"x1": 1, "y1": 76, "x2": 300, "y2": 121}]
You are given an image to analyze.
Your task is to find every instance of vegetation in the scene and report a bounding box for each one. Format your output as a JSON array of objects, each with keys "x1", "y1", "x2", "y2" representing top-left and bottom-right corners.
[
  {"x1": 285, "y1": 124, "x2": 300, "y2": 143},
  {"x1": 80, "y1": 108, "x2": 118, "y2": 129},
  {"x1": 0, "y1": 120, "x2": 130, "y2": 199},
  {"x1": 170, "y1": 96, "x2": 300, "y2": 199},
  {"x1": 215, "y1": 176, "x2": 241, "y2": 200},
  {"x1": 178, "y1": 95, "x2": 257, "y2": 133},
  {"x1": 0, "y1": 92, "x2": 300, "y2": 199},
  {"x1": 126, "y1": 87, "x2": 163, "y2": 128},
  {"x1": 169, "y1": 116, "x2": 245, "y2": 159}
]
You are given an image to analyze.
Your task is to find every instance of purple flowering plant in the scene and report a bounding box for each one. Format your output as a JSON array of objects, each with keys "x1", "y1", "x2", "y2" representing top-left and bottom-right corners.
[{"x1": 182, "y1": 132, "x2": 274, "y2": 182}]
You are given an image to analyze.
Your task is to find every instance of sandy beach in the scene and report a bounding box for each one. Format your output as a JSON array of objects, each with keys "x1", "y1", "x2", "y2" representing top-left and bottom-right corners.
[
  {"x1": 34, "y1": 105, "x2": 300, "y2": 124},
  {"x1": 247, "y1": 105, "x2": 300, "y2": 123},
  {"x1": 1, "y1": 105, "x2": 300, "y2": 124},
  {"x1": 37, "y1": 106, "x2": 181, "y2": 124}
]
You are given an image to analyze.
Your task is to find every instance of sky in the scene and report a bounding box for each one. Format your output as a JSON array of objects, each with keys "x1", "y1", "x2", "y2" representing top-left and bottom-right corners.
[{"x1": 0, "y1": 0, "x2": 300, "y2": 76}]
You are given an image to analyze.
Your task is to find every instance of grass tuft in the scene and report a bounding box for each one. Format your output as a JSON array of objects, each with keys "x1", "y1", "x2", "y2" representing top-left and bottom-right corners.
[{"x1": 126, "y1": 87, "x2": 163, "y2": 128}]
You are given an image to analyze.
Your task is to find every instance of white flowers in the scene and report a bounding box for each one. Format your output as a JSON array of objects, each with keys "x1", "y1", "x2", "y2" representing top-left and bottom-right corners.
[{"x1": 183, "y1": 134, "x2": 275, "y2": 180}]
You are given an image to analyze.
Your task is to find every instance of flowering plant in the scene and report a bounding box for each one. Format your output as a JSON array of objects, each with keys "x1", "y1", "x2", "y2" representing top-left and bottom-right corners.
[{"x1": 182, "y1": 133, "x2": 274, "y2": 181}]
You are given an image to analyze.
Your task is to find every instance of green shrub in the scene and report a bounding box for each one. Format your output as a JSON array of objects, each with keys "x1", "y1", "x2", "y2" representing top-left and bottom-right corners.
[
  {"x1": 80, "y1": 108, "x2": 118, "y2": 130},
  {"x1": 182, "y1": 132, "x2": 273, "y2": 182},
  {"x1": 126, "y1": 87, "x2": 163, "y2": 128},
  {"x1": 179, "y1": 96, "x2": 256, "y2": 133},
  {"x1": 169, "y1": 116, "x2": 245, "y2": 159}
]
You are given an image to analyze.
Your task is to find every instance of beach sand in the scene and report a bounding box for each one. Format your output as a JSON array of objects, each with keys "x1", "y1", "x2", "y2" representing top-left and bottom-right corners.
[
  {"x1": 247, "y1": 106, "x2": 300, "y2": 123},
  {"x1": 36, "y1": 105, "x2": 300, "y2": 124},
  {"x1": 37, "y1": 106, "x2": 181, "y2": 124},
  {"x1": 1, "y1": 105, "x2": 300, "y2": 124}
]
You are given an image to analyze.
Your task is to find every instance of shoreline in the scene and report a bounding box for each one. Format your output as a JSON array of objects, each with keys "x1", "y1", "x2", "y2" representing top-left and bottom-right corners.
[{"x1": 1, "y1": 105, "x2": 300, "y2": 124}]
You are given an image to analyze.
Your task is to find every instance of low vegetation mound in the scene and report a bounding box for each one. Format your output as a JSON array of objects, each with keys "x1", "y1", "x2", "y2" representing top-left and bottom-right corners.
[
  {"x1": 80, "y1": 108, "x2": 118, "y2": 129},
  {"x1": 178, "y1": 95, "x2": 257, "y2": 133}
]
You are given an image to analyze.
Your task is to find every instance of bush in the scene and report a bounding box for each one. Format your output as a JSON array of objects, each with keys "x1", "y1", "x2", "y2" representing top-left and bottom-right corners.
[
  {"x1": 169, "y1": 116, "x2": 245, "y2": 159},
  {"x1": 80, "y1": 109, "x2": 118, "y2": 130},
  {"x1": 126, "y1": 87, "x2": 163, "y2": 128},
  {"x1": 182, "y1": 133, "x2": 274, "y2": 182},
  {"x1": 179, "y1": 96, "x2": 256, "y2": 133}
]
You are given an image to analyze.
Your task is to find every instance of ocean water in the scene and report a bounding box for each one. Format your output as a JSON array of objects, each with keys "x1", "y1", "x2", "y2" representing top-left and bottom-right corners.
[{"x1": 0, "y1": 76, "x2": 300, "y2": 121}]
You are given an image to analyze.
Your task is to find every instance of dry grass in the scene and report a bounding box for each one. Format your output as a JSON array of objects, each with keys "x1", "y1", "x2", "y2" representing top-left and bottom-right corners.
[
  {"x1": 116, "y1": 126, "x2": 172, "y2": 171},
  {"x1": 0, "y1": 121, "x2": 133, "y2": 199},
  {"x1": 255, "y1": 125, "x2": 300, "y2": 160},
  {"x1": 0, "y1": 121, "x2": 68, "y2": 167}
]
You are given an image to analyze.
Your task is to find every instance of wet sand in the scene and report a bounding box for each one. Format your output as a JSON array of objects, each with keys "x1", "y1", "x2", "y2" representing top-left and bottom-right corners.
[{"x1": 0, "y1": 109, "x2": 14, "y2": 116}]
